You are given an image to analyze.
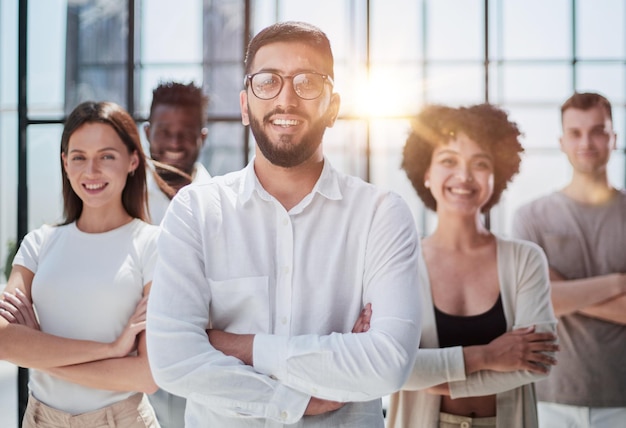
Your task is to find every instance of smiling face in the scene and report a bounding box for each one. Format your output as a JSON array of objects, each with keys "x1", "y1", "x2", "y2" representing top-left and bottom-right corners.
[
  {"x1": 62, "y1": 122, "x2": 138, "y2": 213},
  {"x1": 560, "y1": 105, "x2": 616, "y2": 177},
  {"x1": 240, "y1": 41, "x2": 340, "y2": 168},
  {"x1": 145, "y1": 104, "x2": 206, "y2": 175},
  {"x1": 425, "y1": 133, "x2": 495, "y2": 216}
]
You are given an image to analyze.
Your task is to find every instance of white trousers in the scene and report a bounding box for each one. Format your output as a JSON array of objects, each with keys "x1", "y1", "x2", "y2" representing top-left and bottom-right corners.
[{"x1": 538, "y1": 402, "x2": 626, "y2": 428}]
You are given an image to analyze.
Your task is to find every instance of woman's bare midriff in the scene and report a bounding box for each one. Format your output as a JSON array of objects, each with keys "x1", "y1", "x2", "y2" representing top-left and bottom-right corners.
[{"x1": 441, "y1": 395, "x2": 496, "y2": 418}]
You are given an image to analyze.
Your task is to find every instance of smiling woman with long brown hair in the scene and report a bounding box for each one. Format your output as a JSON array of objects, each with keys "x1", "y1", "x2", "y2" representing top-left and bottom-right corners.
[{"x1": 0, "y1": 101, "x2": 161, "y2": 428}]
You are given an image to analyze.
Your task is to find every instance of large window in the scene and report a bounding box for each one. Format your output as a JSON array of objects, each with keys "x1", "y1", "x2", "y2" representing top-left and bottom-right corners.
[{"x1": 1, "y1": 3, "x2": 625, "y2": 422}]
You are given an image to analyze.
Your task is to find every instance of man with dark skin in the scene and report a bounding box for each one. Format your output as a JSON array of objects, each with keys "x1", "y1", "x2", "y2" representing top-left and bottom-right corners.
[
  {"x1": 144, "y1": 81, "x2": 211, "y2": 224},
  {"x1": 143, "y1": 81, "x2": 211, "y2": 427}
]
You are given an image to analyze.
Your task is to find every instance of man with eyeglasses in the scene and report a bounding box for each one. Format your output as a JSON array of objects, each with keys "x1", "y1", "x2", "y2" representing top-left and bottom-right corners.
[
  {"x1": 146, "y1": 21, "x2": 421, "y2": 427},
  {"x1": 513, "y1": 92, "x2": 626, "y2": 427},
  {"x1": 144, "y1": 81, "x2": 211, "y2": 225}
]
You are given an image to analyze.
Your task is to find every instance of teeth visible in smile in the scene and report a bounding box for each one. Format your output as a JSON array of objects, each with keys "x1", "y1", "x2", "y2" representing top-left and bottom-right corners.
[
  {"x1": 85, "y1": 183, "x2": 105, "y2": 190},
  {"x1": 273, "y1": 119, "x2": 299, "y2": 127},
  {"x1": 450, "y1": 187, "x2": 472, "y2": 195},
  {"x1": 164, "y1": 151, "x2": 185, "y2": 160}
]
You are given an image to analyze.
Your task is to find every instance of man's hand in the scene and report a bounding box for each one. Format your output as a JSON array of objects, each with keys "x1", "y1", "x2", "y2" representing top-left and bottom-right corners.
[
  {"x1": 352, "y1": 303, "x2": 372, "y2": 333},
  {"x1": 304, "y1": 397, "x2": 344, "y2": 415},
  {"x1": 205, "y1": 305, "x2": 369, "y2": 416}
]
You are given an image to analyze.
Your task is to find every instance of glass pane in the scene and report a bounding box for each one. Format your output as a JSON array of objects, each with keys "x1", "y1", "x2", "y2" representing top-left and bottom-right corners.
[
  {"x1": 250, "y1": 0, "x2": 277, "y2": 32},
  {"x1": 323, "y1": 120, "x2": 368, "y2": 179},
  {"x1": 202, "y1": 122, "x2": 246, "y2": 175},
  {"x1": 141, "y1": 0, "x2": 202, "y2": 63},
  {"x1": 205, "y1": 64, "x2": 245, "y2": 117},
  {"x1": 425, "y1": 63, "x2": 485, "y2": 104},
  {"x1": 75, "y1": 3, "x2": 127, "y2": 63},
  {"x1": 332, "y1": 65, "x2": 358, "y2": 117},
  {"x1": 1, "y1": 0, "x2": 17, "y2": 106},
  {"x1": 27, "y1": 125, "x2": 64, "y2": 230},
  {"x1": 0, "y1": 362, "x2": 18, "y2": 427},
  {"x1": 577, "y1": 0, "x2": 625, "y2": 59},
  {"x1": 66, "y1": 1, "x2": 129, "y2": 113},
  {"x1": 427, "y1": 0, "x2": 483, "y2": 60},
  {"x1": 370, "y1": 118, "x2": 412, "y2": 191},
  {"x1": 501, "y1": 63, "x2": 572, "y2": 103},
  {"x1": 277, "y1": 0, "x2": 360, "y2": 64},
  {"x1": 72, "y1": 67, "x2": 127, "y2": 110},
  {"x1": 576, "y1": 63, "x2": 625, "y2": 105},
  {"x1": 0, "y1": 114, "x2": 18, "y2": 282},
  {"x1": 502, "y1": 150, "x2": 572, "y2": 235},
  {"x1": 371, "y1": 0, "x2": 423, "y2": 62},
  {"x1": 501, "y1": 0, "x2": 571, "y2": 60},
  {"x1": 203, "y1": 0, "x2": 245, "y2": 62},
  {"x1": 506, "y1": 106, "x2": 561, "y2": 149},
  {"x1": 28, "y1": 0, "x2": 67, "y2": 117}
]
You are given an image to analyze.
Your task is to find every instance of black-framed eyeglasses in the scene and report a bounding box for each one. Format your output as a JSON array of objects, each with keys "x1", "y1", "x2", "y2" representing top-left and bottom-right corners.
[{"x1": 244, "y1": 72, "x2": 334, "y2": 100}]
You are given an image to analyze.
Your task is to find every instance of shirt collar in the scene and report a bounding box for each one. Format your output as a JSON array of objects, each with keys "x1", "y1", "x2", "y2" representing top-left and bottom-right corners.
[{"x1": 239, "y1": 157, "x2": 343, "y2": 206}]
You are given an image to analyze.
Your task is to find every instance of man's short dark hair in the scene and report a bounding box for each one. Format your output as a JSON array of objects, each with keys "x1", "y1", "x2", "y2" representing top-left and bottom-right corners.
[
  {"x1": 244, "y1": 21, "x2": 334, "y2": 79},
  {"x1": 561, "y1": 92, "x2": 612, "y2": 122},
  {"x1": 149, "y1": 81, "x2": 209, "y2": 126}
]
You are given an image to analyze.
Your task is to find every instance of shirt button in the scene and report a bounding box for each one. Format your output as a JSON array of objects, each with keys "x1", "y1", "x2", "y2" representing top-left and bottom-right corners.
[
  {"x1": 280, "y1": 411, "x2": 288, "y2": 420},
  {"x1": 283, "y1": 266, "x2": 290, "y2": 274},
  {"x1": 282, "y1": 218, "x2": 289, "y2": 226},
  {"x1": 460, "y1": 422, "x2": 470, "y2": 428},
  {"x1": 281, "y1": 317, "x2": 287, "y2": 325}
]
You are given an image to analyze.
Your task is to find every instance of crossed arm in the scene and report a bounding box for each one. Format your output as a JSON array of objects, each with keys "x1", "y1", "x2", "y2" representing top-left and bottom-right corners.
[
  {"x1": 512, "y1": 212, "x2": 626, "y2": 325},
  {"x1": 403, "y1": 243, "x2": 559, "y2": 398},
  {"x1": 422, "y1": 325, "x2": 558, "y2": 396},
  {"x1": 206, "y1": 303, "x2": 374, "y2": 416},
  {"x1": 0, "y1": 265, "x2": 157, "y2": 394},
  {"x1": 549, "y1": 268, "x2": 626, "y2": 325}
]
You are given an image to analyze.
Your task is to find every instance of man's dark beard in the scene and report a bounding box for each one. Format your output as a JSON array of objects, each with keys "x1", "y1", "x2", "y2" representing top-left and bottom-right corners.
[{"x1": 249, "y1": 107, "x2": 328, "y2": 168}]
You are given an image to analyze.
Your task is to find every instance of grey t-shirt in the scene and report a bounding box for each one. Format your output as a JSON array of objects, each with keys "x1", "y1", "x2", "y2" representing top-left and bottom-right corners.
[{"x1": 513, "y1": 190, "x2": 626, "y2": 407}]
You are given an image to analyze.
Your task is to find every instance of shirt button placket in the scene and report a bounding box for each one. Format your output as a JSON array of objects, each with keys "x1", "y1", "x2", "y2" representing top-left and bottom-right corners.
[{"x1": 275, "y1": 213, "x2": 293, "y2": 334}]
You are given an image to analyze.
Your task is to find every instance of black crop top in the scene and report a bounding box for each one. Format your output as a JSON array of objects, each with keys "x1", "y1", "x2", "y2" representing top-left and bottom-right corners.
[{"x1": 435, "y1": 294, "x2": 507, "y2": 348}]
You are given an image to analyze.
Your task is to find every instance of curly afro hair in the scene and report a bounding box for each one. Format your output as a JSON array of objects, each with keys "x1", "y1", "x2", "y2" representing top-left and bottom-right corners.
[{"x1": 402, "y1": 103, "x2": 524, "y2": 213}]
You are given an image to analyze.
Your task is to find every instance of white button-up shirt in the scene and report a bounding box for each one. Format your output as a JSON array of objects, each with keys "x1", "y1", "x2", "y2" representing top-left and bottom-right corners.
[{"x1": 147, "y1": 159, "x2": 421, "y2": 427}]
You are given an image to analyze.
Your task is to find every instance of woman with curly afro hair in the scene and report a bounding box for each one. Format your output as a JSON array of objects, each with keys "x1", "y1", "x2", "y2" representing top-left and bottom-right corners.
[{"x1": 386, "y1": 104, "x2": 559, "y2": 428}]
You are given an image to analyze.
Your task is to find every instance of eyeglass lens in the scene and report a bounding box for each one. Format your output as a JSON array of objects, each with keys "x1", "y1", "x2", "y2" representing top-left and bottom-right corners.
[{"x1": 250, "y1": 72, "x2": 327, "y2": 100}]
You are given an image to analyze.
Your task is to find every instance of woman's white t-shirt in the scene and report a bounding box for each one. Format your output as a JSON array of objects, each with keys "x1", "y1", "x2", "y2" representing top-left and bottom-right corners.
[{"x1": 13, "y1": 219, "x2": 159, "y2": 414}]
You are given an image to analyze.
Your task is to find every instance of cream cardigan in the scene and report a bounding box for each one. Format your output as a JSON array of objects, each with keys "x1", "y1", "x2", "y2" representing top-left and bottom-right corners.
[{"x1": 387, "y1": 236, "x2": 557, "y2": 428}]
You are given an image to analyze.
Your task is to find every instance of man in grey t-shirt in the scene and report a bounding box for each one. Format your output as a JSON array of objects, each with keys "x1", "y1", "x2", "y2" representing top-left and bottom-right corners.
[{"x1": 513, "y1": 92, "x2": 626, "y2": 427}]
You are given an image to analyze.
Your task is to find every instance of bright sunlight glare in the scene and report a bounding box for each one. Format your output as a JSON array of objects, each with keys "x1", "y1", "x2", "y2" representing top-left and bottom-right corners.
[{"x1": 351, "y1": 68, "x2": 421, "y2": 118}]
